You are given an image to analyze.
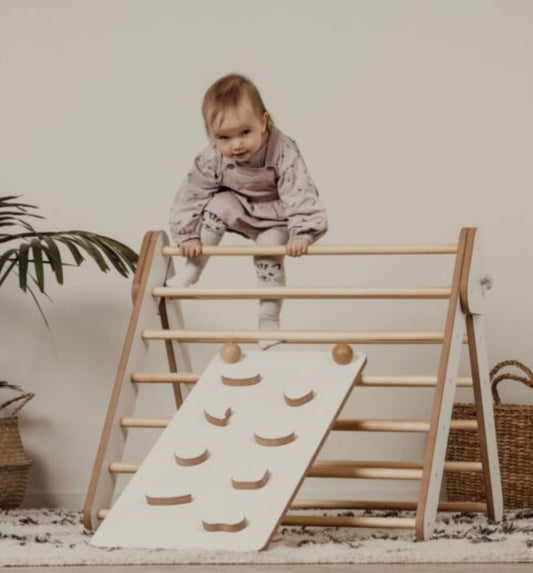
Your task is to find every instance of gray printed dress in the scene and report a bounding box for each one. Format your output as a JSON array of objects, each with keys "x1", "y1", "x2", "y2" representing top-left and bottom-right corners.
[{"x1": 169, "y1": 126, "x2": 328, "y2": 245}]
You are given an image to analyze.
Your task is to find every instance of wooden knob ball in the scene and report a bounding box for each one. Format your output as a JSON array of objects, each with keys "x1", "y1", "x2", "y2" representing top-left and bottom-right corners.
[
  {"x1": 220, "y1": 342, "x2": 242, "y2": 364},
  {"x1": 332, "y1": 343, "x2": 353, "y2": 365}
]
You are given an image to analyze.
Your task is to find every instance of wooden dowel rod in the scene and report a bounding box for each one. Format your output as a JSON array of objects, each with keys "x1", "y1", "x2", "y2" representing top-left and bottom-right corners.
[
  {"x1": 131, "y1": 372, "x2": 199, "y2": 384},
  {"x1": 163, "y1": 245, "x2": 458, "y2": 257},
  {"x1": 449, "y1": 419, "x2": 479, "y2": 431},
  {"x1": 108, "y1": 459, "x2": 482, "y2": 476},
  {"x1": 109, "y1": 462, "x2": 138, "y2": 474},
  {"x1": 308, "y1": 465, "x2": 423, "y2": 480},
  {"x1": 311, "y1": 460, "x2": 422, "y2": 469},
  {"x1": 130, "y1": 372, "x2": 473, "y2": 388},
  {"x1": 142, "y1": 329, "x2": 455, "y2": 345},
  {"x1": 153, "y1": 286, "x2": 452, "y2": 300},
  {"x1": 97, "y1": 500, "x2": 488, "y2": 522},
  {"x1": 291, "y1": 499, "x2": 416, "y2": 511},
  {"x1": 445, "y1": 461, "x2": 483, "y2": 472},
  {"x1": 281, "y1": 515, "x2": 416, "y2": 529},
  {"x1": 333, "y1": 419, "x2": 430, "y2": 432},
  {"x1": 120, "y1": 417, "x2": 169, "y2": 428},
  {"x1": 358, "y1": 375, "x2": 473, "y2": 387},
  {"x1": 435, "y1": 500, "x2": 488, "y2": 512},
  {"x1": 309, "y1": 460, "x2": 482, "y2": 478},
  {"x1": 332, "y1": 419, "x2": 478, "y2": 432},
  {"x1": 312, "y1": 460, "x2": 479, "y2": 470},
  {"x1": 291, "y1": 499, "x2": 488, "y2": 513},
  {"x1": 118, "y1": 416, "x2": 478, "y2": 432}
]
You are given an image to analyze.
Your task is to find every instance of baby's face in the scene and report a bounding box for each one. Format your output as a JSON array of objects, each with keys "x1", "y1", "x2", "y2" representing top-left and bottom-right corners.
[{"x1": 209, "y1": 99, "x2": 268, "y2": 162}]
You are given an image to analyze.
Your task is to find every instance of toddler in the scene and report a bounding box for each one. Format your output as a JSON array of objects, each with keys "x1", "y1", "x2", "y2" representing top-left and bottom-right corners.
[{"x1": 169, "y1": 73, "x2": 327, "y2": 349}]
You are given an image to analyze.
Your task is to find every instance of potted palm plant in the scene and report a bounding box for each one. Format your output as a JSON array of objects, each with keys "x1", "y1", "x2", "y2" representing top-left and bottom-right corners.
[{"x1": 0, "y1": 195, "x2": 139, "y2": 508}]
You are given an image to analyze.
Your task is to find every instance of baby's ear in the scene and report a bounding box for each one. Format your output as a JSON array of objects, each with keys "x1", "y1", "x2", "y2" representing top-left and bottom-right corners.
[{"x1": 262, "y1": 113, "x2": 269, "y2": 131}]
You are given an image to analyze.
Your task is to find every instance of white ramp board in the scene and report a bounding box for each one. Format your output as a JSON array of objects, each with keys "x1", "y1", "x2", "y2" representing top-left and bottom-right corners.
[{"x1": 92, "y1": 350, "x2": 366, "y2": 551}]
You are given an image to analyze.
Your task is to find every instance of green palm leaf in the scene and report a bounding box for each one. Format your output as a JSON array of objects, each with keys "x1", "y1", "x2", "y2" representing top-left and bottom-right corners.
[
  {"x1": 31, "y1": 237, "x2": 45, "y2": 292},
  {"x1": 56, "y1": 236, "x2": 85, "y2": 267},
  {"x1": 0, "y1": 196, "x2": 41, "y2": 235},
  {"x1": 65, "y1": 234, "x2": 111, "y2": 273},
  {"x1": 18, "y1": 242, "x2": 30, "y2": 291},
  {"x1": 0, "y1": 196, "x2": 138, "y2": 297},
  {"x1": 43, "y1": 237, "x2": 64, "y2": 285},
  {"x1": 0, "y1": 248, "x2": 18, "y2": 287},
  {"x1": 0, "y1": 381, "x2": 22, "y2": 391}
]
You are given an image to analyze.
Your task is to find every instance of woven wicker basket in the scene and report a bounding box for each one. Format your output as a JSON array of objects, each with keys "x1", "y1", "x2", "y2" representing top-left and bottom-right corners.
[
  {"x1": 0, "y1": 392, "x2": 33, "y2": 509},
  {"x1": 446, "y1": 360, "x2": 533, "y2": 509}
]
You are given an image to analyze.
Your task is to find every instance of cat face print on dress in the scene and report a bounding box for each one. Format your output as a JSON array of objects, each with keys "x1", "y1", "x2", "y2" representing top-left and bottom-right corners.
[{"x1": 209, "y1": 98, "x2": 268, "y2": 163}]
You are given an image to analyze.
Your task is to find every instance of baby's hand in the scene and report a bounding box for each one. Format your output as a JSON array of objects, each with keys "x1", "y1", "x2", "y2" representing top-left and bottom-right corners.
[
  {"x1": 180, "y1": 238, "x2": 202, "y2": 259},
  {"x1": 286, "y1": 237, "x2": 310, "y2": 257}
]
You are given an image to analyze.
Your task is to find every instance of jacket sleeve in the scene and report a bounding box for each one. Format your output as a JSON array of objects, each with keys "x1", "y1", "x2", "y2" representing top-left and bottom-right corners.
[
  {"x1": 276, "y1": 137, "x2": 328, "y2": 243},
  {"x1": 169, "y1": 146, "x2": 221, "y2": 245}
]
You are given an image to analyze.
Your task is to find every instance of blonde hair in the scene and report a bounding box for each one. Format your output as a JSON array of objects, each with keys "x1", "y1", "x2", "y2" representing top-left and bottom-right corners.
[{"x1": 202, "y1": 73, "x2": 274, "y2": 135}]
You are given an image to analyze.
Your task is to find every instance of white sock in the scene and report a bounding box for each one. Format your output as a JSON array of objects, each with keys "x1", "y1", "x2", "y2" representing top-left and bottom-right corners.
[
  {"x1": 167, "y1": 211, "x2": 226, "y2": 287},
  {"x1": 254, "y1": 229, "x2": 288, "y2": 350},
  {"x1": 258, "y1": 304, "x2": 282, "y2": 350}
]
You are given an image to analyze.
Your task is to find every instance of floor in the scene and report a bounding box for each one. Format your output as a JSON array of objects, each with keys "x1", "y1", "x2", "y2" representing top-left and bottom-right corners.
[{"x1": 2, "y1": 566, "x2": 532, "y2": 572}]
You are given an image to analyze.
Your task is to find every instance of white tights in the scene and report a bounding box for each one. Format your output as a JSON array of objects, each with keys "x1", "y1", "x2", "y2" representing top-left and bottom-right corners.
[{"x1": 168, "y1": 213, "x2": 288, "y2": 350}]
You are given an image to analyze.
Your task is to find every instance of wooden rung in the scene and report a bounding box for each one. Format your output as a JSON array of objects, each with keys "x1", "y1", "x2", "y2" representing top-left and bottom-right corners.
[
  {"x1": 130, "y1": 372, "x2": 473, "y2": 387},
  {"x1": 142, "y1": 329, "x2": 458, "y2": 345},
  {"x1": 308, "y1": 462, "x2": 423, "y2": 480},
  {"x1": 153, "y1": 286, "x2": 452, "y2": 300},
  {"x1": 97, "y1": 500, "x2": 488, "y2": 523},
  {"x1": 291, "y1": 499, "x2": 488, "y2": 513},
  {"x1": 118, "y1": 417, "x2": 478, "y2": 432},
  {"x1": 120, "y1": 417, "x2": 169, "y2": 428},
  {"x1": 308, "y1": 460, "x2": 483, "y2": 480},
  {"x1": 109, "y1": 462, "x2": 138, "y2": 474},
  {"x1": 332, "y1": 419, "x2": 478, "y2": 432},
  {"x1": 131, "y1": 372, "x2": 199, "y2": 384},
  {"x1": 448, "y1": 420, "x2": 479, "y2": 431},
  {"x1": 281, "y1": 514, "x2": 416, "y2": 529},
  {"x1": 162, "y1": 244, "x2": 458, "y2": 257},
  {"x1": 445, "y1": 461, "x2": 483, "y2": 472},
  {"x1": 358, "y1": 375, "x2": 473, "y2": 387},
  {"x1": 107, "y1": 459, "x2": 483, "y2": 476}
]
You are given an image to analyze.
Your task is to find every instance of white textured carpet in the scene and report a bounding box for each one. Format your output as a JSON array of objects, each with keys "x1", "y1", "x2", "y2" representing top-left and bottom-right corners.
[{"x1": 1, "y1": 508, "x2": 533, "y2": 566}]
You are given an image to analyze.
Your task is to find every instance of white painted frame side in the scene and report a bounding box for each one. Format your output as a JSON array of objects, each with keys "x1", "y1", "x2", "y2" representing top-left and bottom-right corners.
[
  {"x1": 466, "y1": 314, "x2": 503, "y2": 521},
  {"x1": 462, "y1": 229, "x2": 503, "y2": 521}
]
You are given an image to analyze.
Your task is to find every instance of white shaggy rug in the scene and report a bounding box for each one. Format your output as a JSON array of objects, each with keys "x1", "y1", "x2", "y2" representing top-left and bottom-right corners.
[{"x1": 1, "y1": 508, "x2": 533, "y2": 566}]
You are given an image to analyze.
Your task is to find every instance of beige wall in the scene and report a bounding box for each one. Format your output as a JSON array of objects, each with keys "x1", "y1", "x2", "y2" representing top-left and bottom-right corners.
[{"x1": 1, "y1": 0, "x2": 532, "y2": 508}]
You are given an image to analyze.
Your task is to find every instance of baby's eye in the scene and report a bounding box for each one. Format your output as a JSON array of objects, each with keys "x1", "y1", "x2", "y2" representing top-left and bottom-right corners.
[
  {"x1": 242, "y1": 129, "x2": 251, "y2": 136},
  {"x1": 217, "y1": 135, "x2": 229, "y2": 141}
]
